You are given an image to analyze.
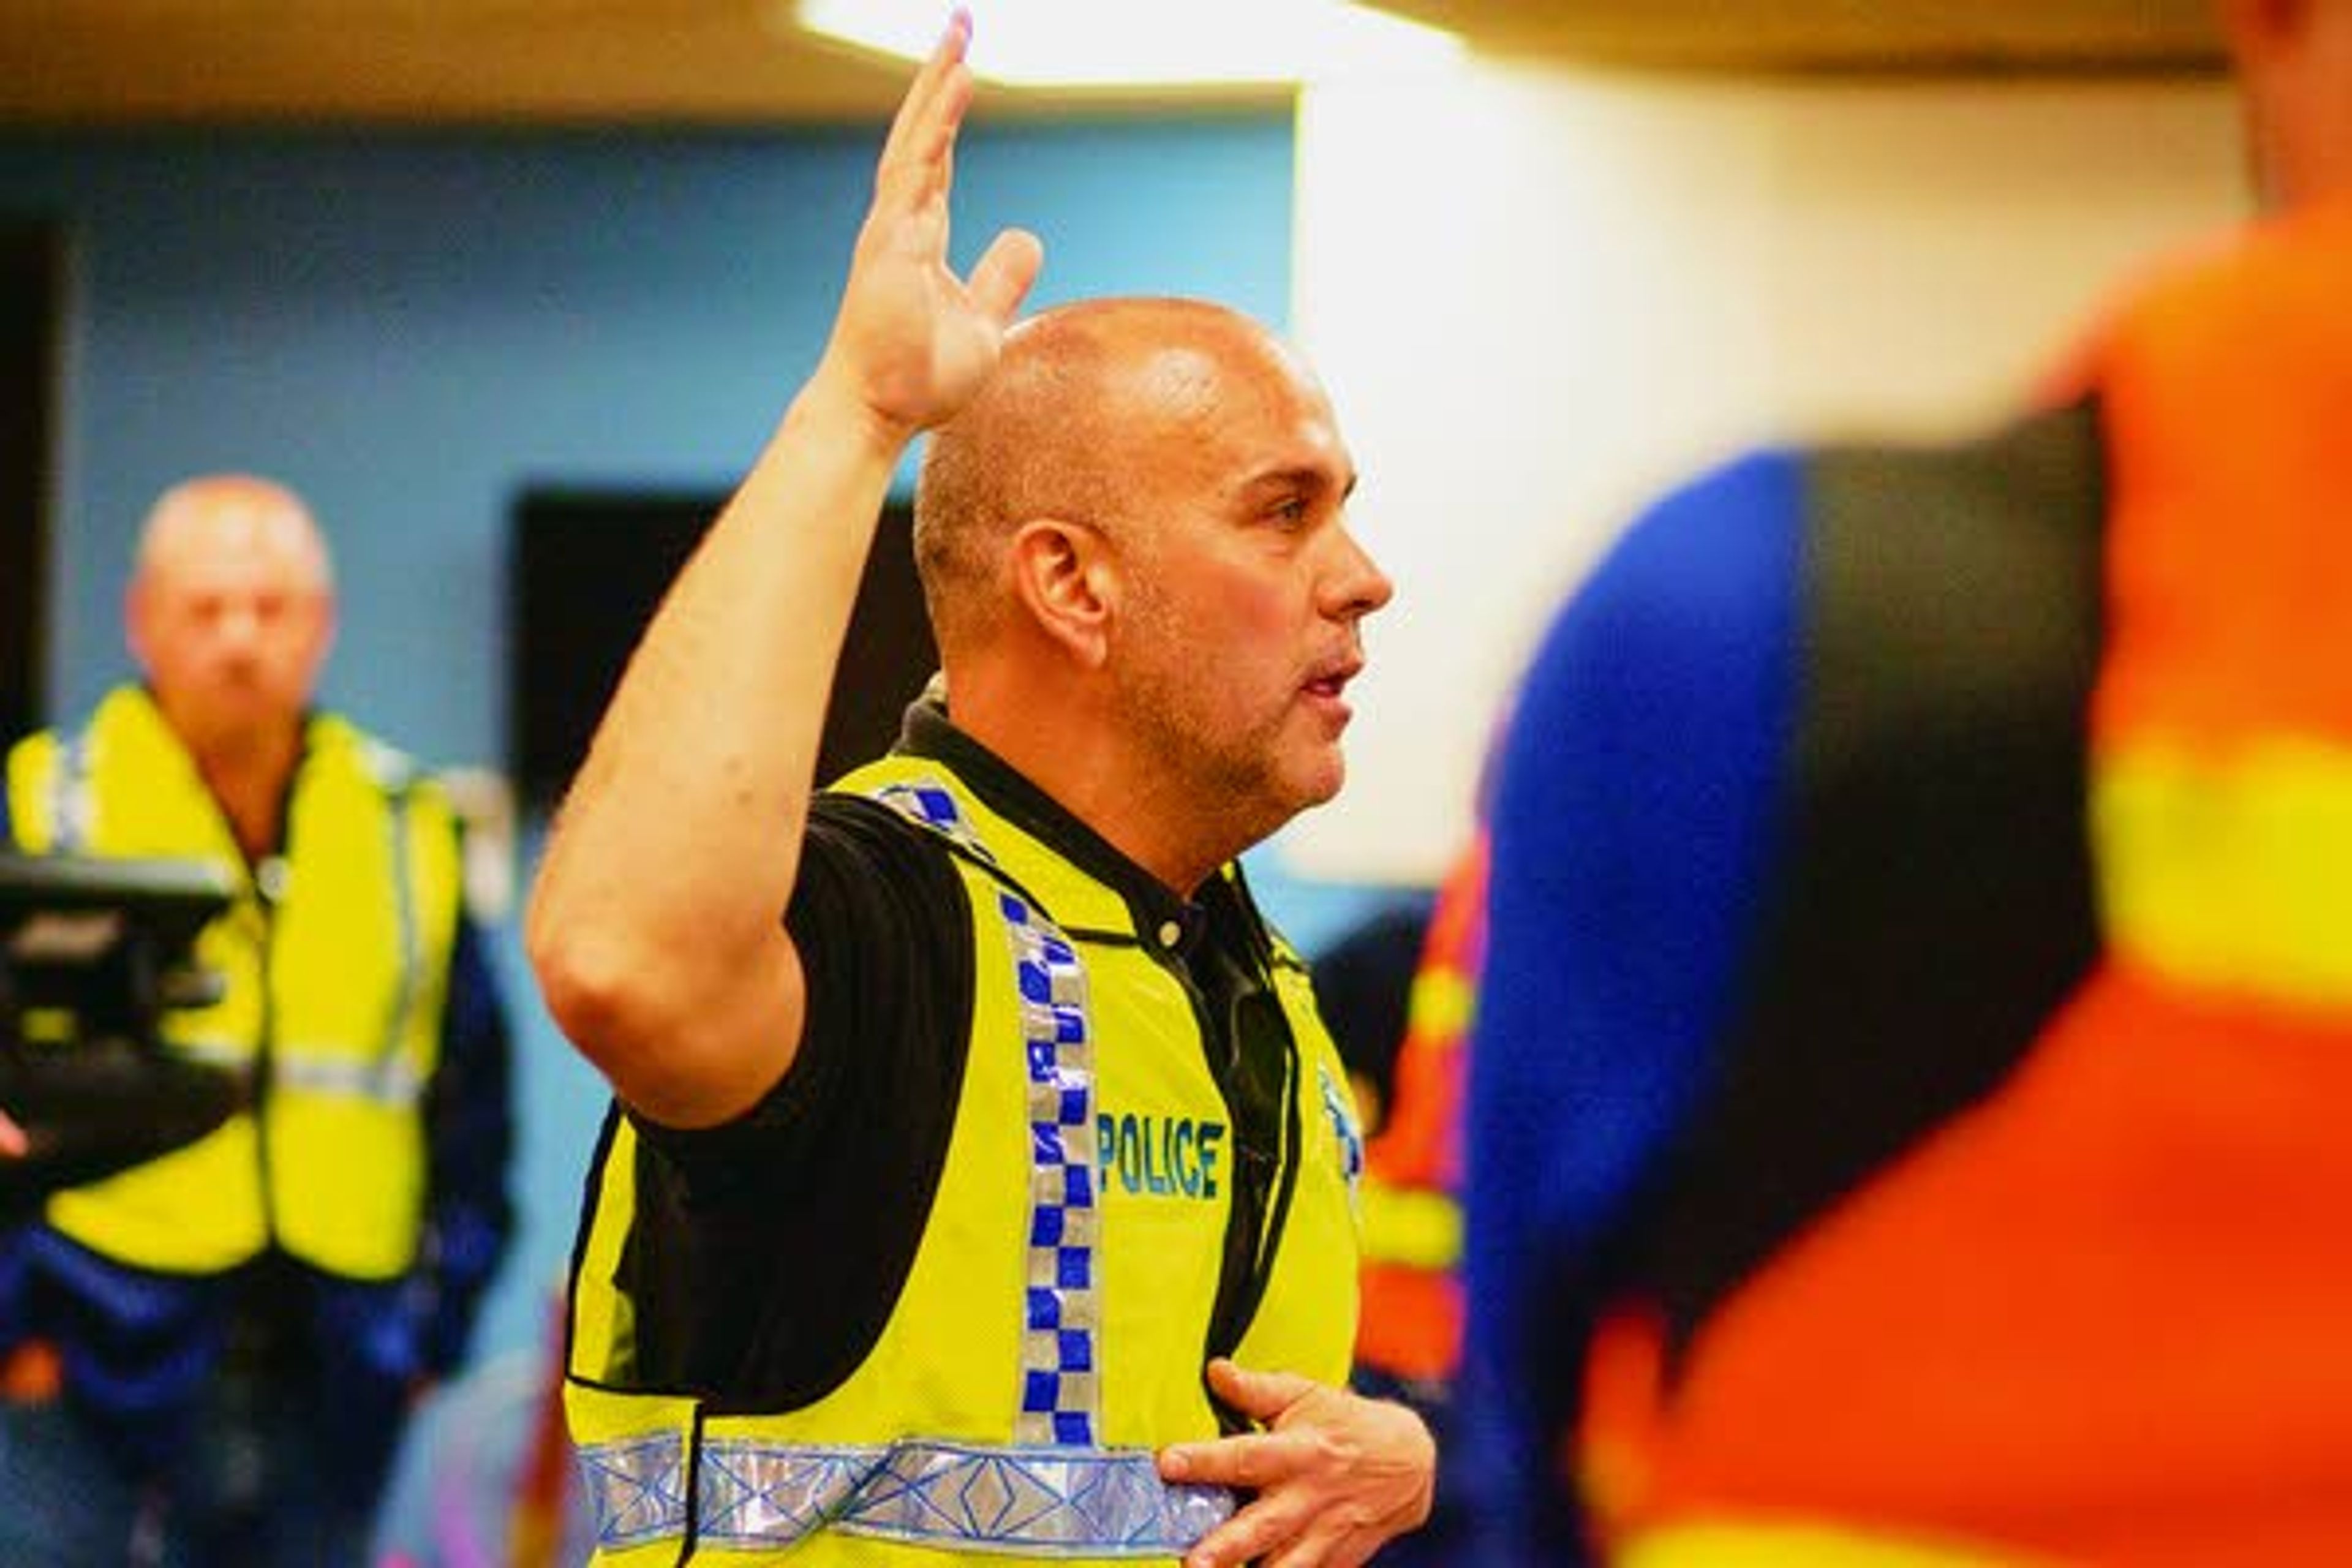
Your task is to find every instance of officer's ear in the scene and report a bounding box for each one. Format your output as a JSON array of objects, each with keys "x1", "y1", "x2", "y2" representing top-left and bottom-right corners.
[{"x1": 1008, "y1": 517, "x2": 1115, "y2": 670}]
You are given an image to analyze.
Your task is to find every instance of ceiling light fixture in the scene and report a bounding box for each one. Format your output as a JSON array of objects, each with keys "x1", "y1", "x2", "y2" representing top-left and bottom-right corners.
[{"x1": 794, "y1": 0, "x2": 1461, "y2": 89}]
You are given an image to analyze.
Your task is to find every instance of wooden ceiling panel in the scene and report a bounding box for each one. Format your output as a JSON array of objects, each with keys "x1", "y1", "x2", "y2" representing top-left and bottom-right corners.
[
  {"x1": 1379, "y1": 0, "x2": 2225, "y2": 73},
  {"x1": 0, "y1": 2, "x2": 916, "y2": 124},
  {"x1": 0, "y1": 1, "x2": 2228, "y2": 127}
]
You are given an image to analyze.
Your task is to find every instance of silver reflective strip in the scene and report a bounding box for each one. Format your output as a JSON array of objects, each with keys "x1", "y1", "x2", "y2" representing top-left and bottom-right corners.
[
  {"x1": 168, "y1": 1036, "x2": 249, "y2": 1069},
  {"x1": 271, "y1": 1048, "x2": 425, "y2": 1106},
  {"x1": 51, "y1": 731, "x2": 94, "y2": 851},
  {"x1": 377, "y1": 790, "x2": 423, "y2": 1061},
  {"x1": 579, "y1": 1436, "x2": 1234, "y2": 1557},
  {"x1": 578, "y1": 1434, "x2": 690, "y2": 1551}
]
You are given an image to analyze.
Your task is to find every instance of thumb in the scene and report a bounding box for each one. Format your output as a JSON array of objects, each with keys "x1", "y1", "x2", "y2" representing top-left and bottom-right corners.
[
  {"x1": 1205, "y1": 1357, "x2": 1317, "y2": 1422},
  {"x1": 968, "y1": 227, "x2": 1044, "y2": 327}
]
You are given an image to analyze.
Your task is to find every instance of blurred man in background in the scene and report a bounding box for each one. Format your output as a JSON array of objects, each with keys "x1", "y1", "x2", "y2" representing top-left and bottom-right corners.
[
  {"x1": 0, "y1": 474, "x2": 514, "y2": 1565},
  {"x1": 1461, "y1": 0, "x2": 2352, "y2": 1561}
]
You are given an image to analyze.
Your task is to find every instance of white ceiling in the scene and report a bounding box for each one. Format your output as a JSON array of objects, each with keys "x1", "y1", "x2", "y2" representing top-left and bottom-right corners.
[{"x1": 0, "y1": 1, "x2": 2226, "y2": 128}]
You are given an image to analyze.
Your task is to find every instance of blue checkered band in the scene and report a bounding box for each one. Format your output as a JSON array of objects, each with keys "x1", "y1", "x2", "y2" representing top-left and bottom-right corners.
[
  {"x1": 1001, "y1": 887, "x2": 1102, "y2": 1449},
  {"x1": 579, "y1": 1435, "x2": 1235, "y2": 1556},
  {"x1": 867, "y1": 775, "x2": 1106, "y2": 1449},
  {"x1": 872, "y1": 780, "x2": 1000, "y2": 866}
]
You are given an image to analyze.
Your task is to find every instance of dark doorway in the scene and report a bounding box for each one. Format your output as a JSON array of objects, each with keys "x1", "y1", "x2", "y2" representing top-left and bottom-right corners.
[
  {"x1": 507, "y1": 489, "x2": 937, "y2": 807},
  {"x1": 0, "y1": 222, "x2": 60, "y2": 745}
]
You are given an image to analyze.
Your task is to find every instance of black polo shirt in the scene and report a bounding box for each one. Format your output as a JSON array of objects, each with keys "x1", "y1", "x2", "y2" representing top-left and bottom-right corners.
[{"x1": 617, "y1": 699, "x2": 1301, "y2": 1416}]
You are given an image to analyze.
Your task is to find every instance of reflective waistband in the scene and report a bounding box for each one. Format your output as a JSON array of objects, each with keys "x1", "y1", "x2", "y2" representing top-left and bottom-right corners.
[{"x1": 578, "y1": 1434, "x2": 1234, "y2": 1558}]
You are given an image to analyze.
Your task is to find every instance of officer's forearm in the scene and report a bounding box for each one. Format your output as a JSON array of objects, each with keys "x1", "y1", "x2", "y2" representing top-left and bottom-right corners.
[{"x1": 527, "y1": 372, "x2": 911, "y2": 1126}]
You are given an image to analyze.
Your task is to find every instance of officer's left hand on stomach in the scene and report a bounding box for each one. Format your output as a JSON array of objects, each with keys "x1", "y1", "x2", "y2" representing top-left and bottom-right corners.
[{"x1": 1156, "y1": 1357, "x2": 1435, "y2": 1568}]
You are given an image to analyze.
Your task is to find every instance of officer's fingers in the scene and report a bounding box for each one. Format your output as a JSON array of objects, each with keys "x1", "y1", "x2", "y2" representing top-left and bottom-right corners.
[
  {"x1": 877, "y1": 8, "x2": 971, "y2": 183},
  {"x1": 966, "y1": 228, "x2": 1043, "y2": 327},
  {"x1": 1205, "y1": 1356, "x2": 1318, "y2": 1421},
  {"x1": 1180, "y1": 1488, "x2": 1315, "y2": 1568},
  {"x1": 1159, "y1": 1428, "x2": 1311, "y2": 1491}
]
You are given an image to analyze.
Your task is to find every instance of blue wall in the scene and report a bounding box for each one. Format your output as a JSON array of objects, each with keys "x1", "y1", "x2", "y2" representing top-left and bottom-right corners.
[
  {"x1": 0, "y1": 115, "x2": 1311, "y2": 1559},
  {"x1": 0, "y1": 122, "x2": 1295, "y2": 753}
]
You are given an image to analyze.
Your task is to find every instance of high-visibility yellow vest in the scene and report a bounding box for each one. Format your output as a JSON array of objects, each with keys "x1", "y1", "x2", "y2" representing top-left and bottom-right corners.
[
  {"x1": 5, "y1": 685, "x2": 462, "y2": 1281},
  {"x1": 566, "y1": 756, "x2": 1364, "y2": 1564}
]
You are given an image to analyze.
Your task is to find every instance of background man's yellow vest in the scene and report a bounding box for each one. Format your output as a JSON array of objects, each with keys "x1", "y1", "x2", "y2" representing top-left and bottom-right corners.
[{"x1": 6, "y1": 685, "x2": 461, "y2": 1280}]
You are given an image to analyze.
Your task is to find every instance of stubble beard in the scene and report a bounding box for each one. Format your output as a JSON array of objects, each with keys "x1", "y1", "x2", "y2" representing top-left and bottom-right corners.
[{"x1": 1117, "y1": 656, "x2": 1333, "y2": 858}]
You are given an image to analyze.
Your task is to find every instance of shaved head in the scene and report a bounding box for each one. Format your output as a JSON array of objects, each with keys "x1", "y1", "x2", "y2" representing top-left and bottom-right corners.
[
  {"x1": 127, "y1": 473, "x2": 337, "y2": 765},
  {"x1": 913, "y1": 297, "x2": 1321, "y2": 652},
  {"x1": 134, "y1": 475, "x2": 334, "y2": 598}
]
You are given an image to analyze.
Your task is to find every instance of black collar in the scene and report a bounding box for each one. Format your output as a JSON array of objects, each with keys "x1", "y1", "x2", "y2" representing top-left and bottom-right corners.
[{"x1": 894, "y1": 696, "x2": 1211, "y2": 956}]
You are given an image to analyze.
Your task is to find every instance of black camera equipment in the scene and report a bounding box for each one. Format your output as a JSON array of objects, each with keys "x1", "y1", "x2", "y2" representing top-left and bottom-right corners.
[{"x1": 0, "y1": 851, "x2": 244, "y2": 1216}]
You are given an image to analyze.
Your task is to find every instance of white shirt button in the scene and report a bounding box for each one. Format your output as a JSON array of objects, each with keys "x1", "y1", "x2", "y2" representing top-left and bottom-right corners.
[{"x1": 1157, "y1": 919, "x2": 1183, "y2": 948}]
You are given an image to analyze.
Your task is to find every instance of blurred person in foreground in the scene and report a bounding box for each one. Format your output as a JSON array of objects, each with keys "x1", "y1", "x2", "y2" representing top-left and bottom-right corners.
[
  {"x1": 0, "y1": 474, "x2": 516, "y2": 1564},
  {"x1": 1461, "y1": 0, "x2": 2352, "y2": 1561},
  {"x1": 1337, "y1": 835, "x2": 1487, "y2": 1568},
  {"x1": 527, "y1": 13, "x2": 1431, "y2": 1568}
]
